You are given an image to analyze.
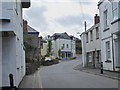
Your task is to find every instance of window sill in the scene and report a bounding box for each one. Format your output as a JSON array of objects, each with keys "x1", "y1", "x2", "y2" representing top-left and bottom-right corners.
[
  {"x1": 103, "y1": 27, "x2": 110, "y2": 32},
  {"x1": 105, "y1": 60, "x2": 112, "y2": 63},
  {"x1": 111, "y1": 18, "x2": 120, "y2": 25}
]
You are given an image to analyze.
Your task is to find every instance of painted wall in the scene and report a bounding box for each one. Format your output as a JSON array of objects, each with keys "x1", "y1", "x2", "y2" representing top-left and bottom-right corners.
[
  {"x1": 99, "y1": 0, "x2": 120, "y2": 71},
  {"x1": 1, "y1": 0, "x2": 26, "y2": 87},
  {"x1": 41, "y1": 43, "x2": 48, "y2": 56},
  {"x1": 0, "y1": 33, "x2": 2, "y2": 87},
  {"x1": 52, "y1": 38, "x2": 76, "y2": 58},
  {"x1": 81, "y1": 23, "x2": 101, "y2": 67}
]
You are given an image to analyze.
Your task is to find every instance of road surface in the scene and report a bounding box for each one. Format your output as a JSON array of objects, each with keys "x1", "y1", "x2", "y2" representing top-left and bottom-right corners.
[{"x1": 40, "y1": 59, "x2": 119, "y2": 88}]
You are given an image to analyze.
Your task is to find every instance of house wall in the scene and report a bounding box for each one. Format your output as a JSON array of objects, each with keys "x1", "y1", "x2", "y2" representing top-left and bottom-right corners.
[
  {"x1": 81, "y1": 23, "x2": 101, "y2": 68},
  {"x1": 99, "y1": 0, "x2": 120, "y2": 71},
  {"x1": 1, "y1": 0, "x2": 27, "y2": 87},
  {"x1": 81, "y1": 34, "x2": 86, "y2": 67},
  {"x1": 85, "y1": 24, "x2": 101, "y2": 52},
  {"x1": 41, "y1": 43, "x2": 48, "y2": 56},
  {"x1": 0, "y1": 33, "x2": 2, "y2": 87},
  {"x1": 52, "y1": 38, "x2": 76, "y2": 58},
  {"x1": 24, "y1": 32, "x2": 39, "y2": 61}
]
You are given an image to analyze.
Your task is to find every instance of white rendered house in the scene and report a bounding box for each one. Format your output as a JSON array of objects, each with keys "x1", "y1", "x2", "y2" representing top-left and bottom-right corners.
[
  {"x1": 0, "y1": 0, "x2": 30, "y2": 87},
  {"x1": 98, "y1": 0, "x2": 120, "y2": 71},
  {"x1": 81, "y1": 14, "x2": 101, "y2": 68},
  {"x1": 51, "y1": 32, "x2": 76, "y2": 60}
]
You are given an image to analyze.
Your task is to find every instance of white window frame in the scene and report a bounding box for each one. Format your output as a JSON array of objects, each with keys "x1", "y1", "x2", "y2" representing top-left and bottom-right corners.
[
  {"x1": 104, "y1": 10, "x2": 108, "y2": 29},
  {"x1": 112, "y1": 0, "x2": 118, "y2": 20},
  {"x1": 106, "y1": 41, "x2": 111, "y2": 60}
]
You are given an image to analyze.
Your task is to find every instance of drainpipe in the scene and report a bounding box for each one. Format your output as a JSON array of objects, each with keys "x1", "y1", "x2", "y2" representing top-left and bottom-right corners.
[{"x1": 112, "y1": 33, "x2": 115, "y2": 71}]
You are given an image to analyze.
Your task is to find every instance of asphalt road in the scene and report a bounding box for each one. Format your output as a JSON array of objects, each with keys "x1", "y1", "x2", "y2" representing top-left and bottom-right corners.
[{"x1": 40, "y1": 59, "x2": 119, "y2": 88}]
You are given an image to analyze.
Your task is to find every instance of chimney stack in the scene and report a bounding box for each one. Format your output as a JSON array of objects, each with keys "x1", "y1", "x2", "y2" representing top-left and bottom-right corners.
[
  {"x1": 23, "y1": 20, "x2": 28, "y2": 33},
  {"x1": 94, "y1": 14, "x2": 100, "y2": 25}
]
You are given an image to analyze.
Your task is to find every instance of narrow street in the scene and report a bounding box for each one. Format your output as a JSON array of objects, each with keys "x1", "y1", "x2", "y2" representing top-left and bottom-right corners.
[{"x1": 40, "y1": 58, "x2": 118, "y2": 88}]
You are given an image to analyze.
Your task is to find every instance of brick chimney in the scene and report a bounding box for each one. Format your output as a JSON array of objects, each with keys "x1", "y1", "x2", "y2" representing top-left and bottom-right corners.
[
  {"x1": 94, "y1": 14, "x2": 100, "y2": 25},
  {"x1": 23, "y1": 20, "x2": 28, "y2": 33}
]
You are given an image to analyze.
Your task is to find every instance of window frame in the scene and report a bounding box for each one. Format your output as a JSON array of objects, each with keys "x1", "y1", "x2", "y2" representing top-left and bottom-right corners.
[
  {"x1": 106, "y1": 41, "x2": 111, "y2": 61},
  {"x1": 104, "y1": 9, "x2": 108, "y2": 29},
  {"x1": 112, "y1": 1, "x2": 118, "y2": 20}
]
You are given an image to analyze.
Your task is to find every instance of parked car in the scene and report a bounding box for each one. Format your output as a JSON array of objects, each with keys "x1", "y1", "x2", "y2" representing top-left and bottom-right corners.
[{"x1": 45, "y1": 57, "x2": 53, "y2": 62}]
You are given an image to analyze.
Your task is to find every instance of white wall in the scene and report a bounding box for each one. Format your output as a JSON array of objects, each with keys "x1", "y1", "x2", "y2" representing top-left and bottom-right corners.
[
  {"x1": 81, "y1": 34, "x2": 86, "y2": 67},
  {"x1": 99, "y1": 0, "x2": 120, "y2": 71},
  {"x1": 1, "y1": 0, "x2": 26, "y2": 87},
  {"x1": 0, "y1": 34, "x2": 2, "y2": 87},
  {"x1": 85, "y1": 24, "x2": 101, "y2": 52},
  {"x1": 52, "y1": 38, "x2": 76, "y2": 58},
  {"x1": 2, "y1": 37, "x2": 16, "y2": 86},
  {"x1": 81, "y1": 23, "x2": 101, "y2": 67},
  {"x1": 41, "y1": 43, "x2": 48, "y2": 56}
]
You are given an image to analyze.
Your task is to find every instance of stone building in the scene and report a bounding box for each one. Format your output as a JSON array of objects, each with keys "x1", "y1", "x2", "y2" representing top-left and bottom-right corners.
[{"x1": 23, "y1": 20, "x2": 40, "y2": 61}]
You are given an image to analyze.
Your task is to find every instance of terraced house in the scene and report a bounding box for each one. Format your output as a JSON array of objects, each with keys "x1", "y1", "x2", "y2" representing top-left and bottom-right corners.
[
  {"x1": 98, "y1": 0, "x2": 120, "y2": 71},
  {"x1": 0, "y1": 0, "x2": 30, "y2": 87},
  {"x1": 81, "y1": 14, "x2": 101, "y2": 68}
]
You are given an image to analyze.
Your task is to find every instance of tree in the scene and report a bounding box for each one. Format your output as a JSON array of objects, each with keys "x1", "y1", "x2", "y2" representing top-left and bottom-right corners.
[
  {"x1": 58, "y1": 49, "x2": 61, "y2": 59},
  {"x1": 47, "y1": 40, "x2": 52, "y2": 55}
]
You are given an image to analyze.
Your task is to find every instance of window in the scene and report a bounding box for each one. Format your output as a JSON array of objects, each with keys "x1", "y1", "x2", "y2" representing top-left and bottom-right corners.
[
  {"x1": 62, "y1": 44, "x2": 65, "y2": 49},
  {"x1": 96, "y1": 27, "x2": 99, "y2": 39},
  {"x1": 86, "y1": 33, "x2": 88, "y2": 43},
  {"x1": 67, "y1": 44, "x2": 69, "y2": 48},
  {"x1": 90, "y1": 30, "x2": 93, "y2": 41},
  {"x1": 106, "y1": 41, "x2": 111, "y2": 60},
  {"x1": 104, "y1": 10, "x2": 108, "y2": 28},
  {"x1": 112, "y1": 1, "x2": 118, "y2": 20}
]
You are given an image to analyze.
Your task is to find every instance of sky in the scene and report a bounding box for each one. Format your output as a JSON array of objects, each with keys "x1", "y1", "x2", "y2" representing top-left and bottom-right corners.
[{"x1": 23, "y1": 0, "x2": 100, "y2": 38}]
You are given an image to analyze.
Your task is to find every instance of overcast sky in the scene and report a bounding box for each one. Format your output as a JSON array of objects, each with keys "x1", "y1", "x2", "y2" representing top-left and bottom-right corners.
[{"x1": 23, "y1": 0, "x2": 99, "y2": 38}]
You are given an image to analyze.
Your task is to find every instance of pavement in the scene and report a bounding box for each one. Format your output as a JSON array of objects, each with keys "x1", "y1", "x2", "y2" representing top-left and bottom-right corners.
[
  {"x1": 18, "y1": 68, "x2": 42, "y2": 88},
  {"x1": 74, "y1": 64, "x2": 120, "y2": 81}
]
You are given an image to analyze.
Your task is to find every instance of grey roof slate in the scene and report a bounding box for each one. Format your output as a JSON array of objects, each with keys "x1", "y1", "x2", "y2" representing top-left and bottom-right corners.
[{"x1": 52, "y1": 32, "x2": 71, "y2": 40}]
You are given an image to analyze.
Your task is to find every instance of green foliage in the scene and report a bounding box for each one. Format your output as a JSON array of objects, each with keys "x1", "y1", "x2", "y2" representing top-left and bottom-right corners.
[
  {"x1": 47, "y1": 40, "x2": 52, "y2": 55},
  {"x1": 58, "y1": 49, "x2": 61, "y2": 58},
  {"x1": 24, "y1": 42, "x2": 35, "y2": 52}
]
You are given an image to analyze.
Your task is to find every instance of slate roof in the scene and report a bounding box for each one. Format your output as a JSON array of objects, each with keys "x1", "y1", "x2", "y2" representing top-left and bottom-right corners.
[
  {"x1": 52, "y1": 32, "x2": 72, "y2": 40},
  {"x1": 27, "y1": 25, "x2": 39, "y2": 34}
]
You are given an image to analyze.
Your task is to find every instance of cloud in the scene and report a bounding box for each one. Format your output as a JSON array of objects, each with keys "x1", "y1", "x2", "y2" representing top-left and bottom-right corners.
[
  {"x1": 55, "y1": 14, "x2": 92, "y2": 27},
  {"x1": 23, "y1": 4, "x2": 48, "y2": 31},
  {"x1": 23, "y1": 0, "x2": 99, "y2": 38}
]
